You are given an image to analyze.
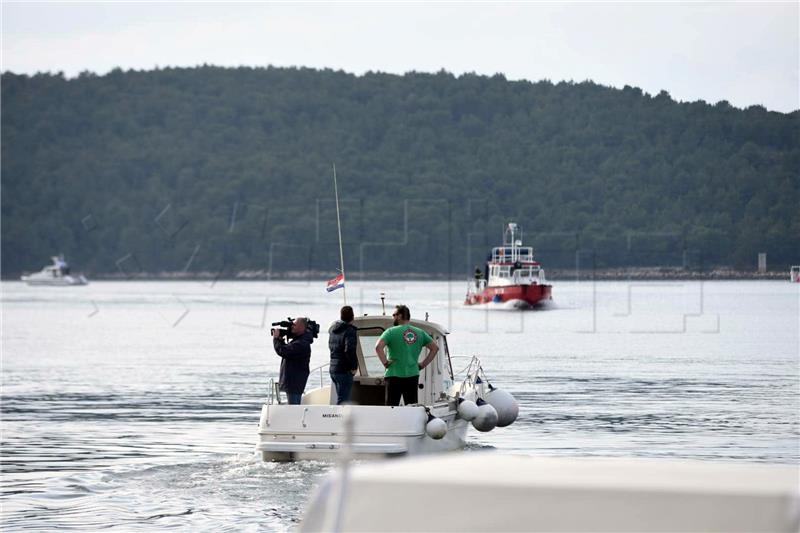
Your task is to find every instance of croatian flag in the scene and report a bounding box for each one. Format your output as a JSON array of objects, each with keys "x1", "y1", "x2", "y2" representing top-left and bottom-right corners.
[{"x1": 326, "y1": 274, "x2": 345, "y2": 292}]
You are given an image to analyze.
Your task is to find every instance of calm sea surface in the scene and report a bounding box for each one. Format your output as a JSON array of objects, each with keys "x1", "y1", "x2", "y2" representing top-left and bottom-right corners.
[{"x1": 2, "y1": 280, "x2": 798, "y2": 530}]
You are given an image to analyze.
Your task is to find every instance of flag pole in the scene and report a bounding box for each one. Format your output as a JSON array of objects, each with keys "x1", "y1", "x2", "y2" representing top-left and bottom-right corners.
[{"x1": 333, "y1": 163, "x2": 347, "y2": 305}]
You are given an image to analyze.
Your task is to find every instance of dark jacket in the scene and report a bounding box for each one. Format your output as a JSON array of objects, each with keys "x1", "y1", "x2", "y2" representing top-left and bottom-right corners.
[
  {"x1": 273, "y1": 330, "x2": 314, "y2": 394},
  {"x1": 328, "y1": 320, "x2": 358, "y2": 374}
]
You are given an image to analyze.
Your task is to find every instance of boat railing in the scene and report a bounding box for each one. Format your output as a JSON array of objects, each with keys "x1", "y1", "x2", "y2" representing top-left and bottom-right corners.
[
  {"x1": 310, "y1": 362, "x2": 332, "y2": 390},
  {"x1": 467, "y1": 278, "x2": 487, "y2": 293},
  {"x1": 268, "y1": 364, "x2": 331, "y2": 404},
  {"x1": 267, "y1": 377, "x2": 281, "y2": 405},
  {"x1": 450, "y1": 355, "x2": 486, "y2": 397},
  {"x1": 450, "y1": 355, "x2": 475, "y2": 376},
  {"x1": 491, "y1": 246, "x2": 534, "y2": 264},
  {"x1": 489, "y1": 264, "x2": 544, "y2": 283},
  {"x1": 451, "y1": 355, "x2": 481, "y2": 378}
]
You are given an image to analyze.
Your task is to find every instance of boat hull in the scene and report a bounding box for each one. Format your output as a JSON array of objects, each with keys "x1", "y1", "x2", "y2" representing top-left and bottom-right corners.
[
  {"x1": 256, "y1": 403, "x2": 467, "y2": 462},
  {"x1": 465, "y1": 283, "x2": 552, "y2": 307},
  {"x1": 21, "y1": 275, "x2": 88, "y2": 286}
]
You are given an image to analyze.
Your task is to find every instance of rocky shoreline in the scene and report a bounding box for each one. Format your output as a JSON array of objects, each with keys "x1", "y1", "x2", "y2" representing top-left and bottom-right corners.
[{"x1": 15, "y1": 267, "x2": 790, "y2": 281}]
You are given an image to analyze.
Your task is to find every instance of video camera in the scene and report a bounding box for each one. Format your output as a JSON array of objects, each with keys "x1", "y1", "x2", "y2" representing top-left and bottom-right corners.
[
  {"x1": 270, "y1": 317, "x2": 320, "y2": 340},
  {"x1": 270, "y1": 318, "x2": 294, "y2": 339}
]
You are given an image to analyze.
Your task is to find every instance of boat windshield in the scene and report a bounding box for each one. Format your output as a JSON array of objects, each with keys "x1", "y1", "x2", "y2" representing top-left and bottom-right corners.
[
  {"x1": 357, "y1": 334, "x2": 385, "y2": 376},
  {"x1": 355, "y1": 323, "x2": 449, "y2": 378}
]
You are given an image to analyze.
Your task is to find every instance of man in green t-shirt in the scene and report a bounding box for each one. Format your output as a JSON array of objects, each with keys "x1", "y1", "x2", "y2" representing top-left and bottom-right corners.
[{"x1": 375, "y1": 304, "x2": 439, "y2": 406}]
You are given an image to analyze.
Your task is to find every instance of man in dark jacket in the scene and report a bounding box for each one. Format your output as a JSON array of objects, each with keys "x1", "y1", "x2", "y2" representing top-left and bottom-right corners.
[
  {"x1": 272, "y1": 317, "x2": 314, "y2": 405},
  {"x1": 328, "y1": 306, "x2": 359, "y2": 404}
]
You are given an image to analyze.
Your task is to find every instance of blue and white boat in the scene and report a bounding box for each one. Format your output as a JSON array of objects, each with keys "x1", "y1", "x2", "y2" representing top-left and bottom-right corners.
[{"x1": 21, "y1": 256, "x2": 88, "y2": 286}]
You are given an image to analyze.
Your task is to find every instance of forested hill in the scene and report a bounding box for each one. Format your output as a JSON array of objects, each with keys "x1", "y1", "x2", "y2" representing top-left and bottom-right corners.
[{"x1": 2, "y1": 66, "x2": 798, "y2": 278}]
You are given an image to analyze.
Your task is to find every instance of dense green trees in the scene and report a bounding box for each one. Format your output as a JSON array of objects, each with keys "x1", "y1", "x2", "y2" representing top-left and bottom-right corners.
[{"x1": 2, "y1": 66, "x2": 798, "y2": 277}]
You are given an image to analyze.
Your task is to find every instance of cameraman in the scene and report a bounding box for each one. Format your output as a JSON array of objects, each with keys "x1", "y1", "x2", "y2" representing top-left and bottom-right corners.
[{"x1": 272, "y1": 317, "x2": 314, "y2": 405}]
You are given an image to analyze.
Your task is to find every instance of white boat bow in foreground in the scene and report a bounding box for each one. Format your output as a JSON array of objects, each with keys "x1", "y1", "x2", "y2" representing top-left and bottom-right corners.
[{"x1": 301, "y1": 453, "x2": 799, "y2": 532}]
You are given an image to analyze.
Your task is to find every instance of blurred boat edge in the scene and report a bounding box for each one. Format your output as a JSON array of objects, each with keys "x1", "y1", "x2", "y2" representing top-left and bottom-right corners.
[{"x1": 300, "y1": 452, "x2": 800, "y2": 532}]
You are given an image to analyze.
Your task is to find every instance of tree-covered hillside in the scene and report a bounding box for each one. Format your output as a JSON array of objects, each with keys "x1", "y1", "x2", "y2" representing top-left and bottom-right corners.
[{"x1": 2, "y1": 66, "x2": 798, "y2": 277}]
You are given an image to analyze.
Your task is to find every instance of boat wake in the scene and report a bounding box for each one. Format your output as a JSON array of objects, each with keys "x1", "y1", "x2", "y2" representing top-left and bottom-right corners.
[{"x1": 463, "y1": 299, "x2": 555, "y2": 311}]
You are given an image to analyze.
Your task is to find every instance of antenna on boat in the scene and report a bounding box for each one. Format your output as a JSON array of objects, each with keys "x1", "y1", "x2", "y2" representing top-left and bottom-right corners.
[{"x1": 332, "y1": 163, "x2": 347, "y2": 306}]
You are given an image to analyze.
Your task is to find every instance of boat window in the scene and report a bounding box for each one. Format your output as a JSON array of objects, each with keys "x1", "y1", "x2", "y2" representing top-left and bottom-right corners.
[
  {"x1": 443, "y1": 336, "x2": 453, "y2": 380},
  {"x1": 355, "y1": 326, "x2": 443, "y2": 378},
  {"x1": 358, "y1": 336, "x2": 386, "y2": 376},
  {"x1": 355, "y1": 326, "x2": 387, "y2": 377},
  {"x1": 491, "y1": 265, "x2": 511, "y2": 278}
]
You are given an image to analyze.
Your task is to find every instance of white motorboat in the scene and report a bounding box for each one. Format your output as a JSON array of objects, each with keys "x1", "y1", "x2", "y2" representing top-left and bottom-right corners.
[
  {"x1": 256, "y1": 314, "x2": 518, "y2": 461},
  {"x1": 20, "y1": 256, "x2": 88, "y2": 286}
]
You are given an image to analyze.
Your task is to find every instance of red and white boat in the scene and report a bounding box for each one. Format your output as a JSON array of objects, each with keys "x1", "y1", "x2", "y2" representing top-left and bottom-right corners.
[{"x1": 465, "y1": 223, "x2": 552, "y2": 308}]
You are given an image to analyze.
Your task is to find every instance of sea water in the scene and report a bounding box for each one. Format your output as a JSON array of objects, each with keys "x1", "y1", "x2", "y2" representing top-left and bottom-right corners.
[{"x1": 1, "y1": 280, "x2": 798, "y2": 531}]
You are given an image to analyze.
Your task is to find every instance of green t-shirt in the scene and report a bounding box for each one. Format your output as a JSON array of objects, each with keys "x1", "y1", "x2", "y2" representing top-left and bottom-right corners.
[{"x1": 380, "y1": 325, "x2": 434, "y2": 378}]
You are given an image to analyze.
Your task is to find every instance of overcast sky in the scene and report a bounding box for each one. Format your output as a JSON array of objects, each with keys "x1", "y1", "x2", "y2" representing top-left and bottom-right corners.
[{"x1": 2, "y1": 1, "x2": 798, "y2": 112}]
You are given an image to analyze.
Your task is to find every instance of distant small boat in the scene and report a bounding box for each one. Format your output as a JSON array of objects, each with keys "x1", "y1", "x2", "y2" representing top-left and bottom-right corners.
[
  {"x1": 465, "y1": 222, "x2": 552, "y2": 308},
  {"x1": 21, "y1": 256, "x2": 88, "y2": 286},
  {"x1": 791, "y1": 266, "x2": 800, "y2": 283}
]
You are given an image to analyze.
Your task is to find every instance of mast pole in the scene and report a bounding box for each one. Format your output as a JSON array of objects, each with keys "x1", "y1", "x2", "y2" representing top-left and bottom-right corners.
[{"x1": 333, "y1": 163, "x2": 347, "y2": 306}]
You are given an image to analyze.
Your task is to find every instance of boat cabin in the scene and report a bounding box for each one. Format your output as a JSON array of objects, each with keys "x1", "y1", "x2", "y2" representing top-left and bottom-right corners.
[
  {"x1": 34, "y1": 256, "x2": 71, "y2": 278},
  {"x1": 478, "y1": 222, "x2": 547, "y2": 288},
  {"x1": 488, "y1": 246, "x2": 544, "y2": 283},
  {"x1": 298, "y1": 315, "x2": 455, "y2": 407}
]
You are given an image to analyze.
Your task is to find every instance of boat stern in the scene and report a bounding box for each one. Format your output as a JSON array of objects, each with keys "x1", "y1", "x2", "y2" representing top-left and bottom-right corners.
[
  {"x1": 256, "y1": 403, "x2": 466, "y2": 461},
  {"x1": 257, "y1": 404, "x2": 425, "y2": 461}
]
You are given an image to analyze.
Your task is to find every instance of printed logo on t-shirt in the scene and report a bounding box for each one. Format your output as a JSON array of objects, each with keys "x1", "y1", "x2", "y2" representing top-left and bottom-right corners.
[{"x1": 402, "y1": 328, "x2": 418, "y2": 345}]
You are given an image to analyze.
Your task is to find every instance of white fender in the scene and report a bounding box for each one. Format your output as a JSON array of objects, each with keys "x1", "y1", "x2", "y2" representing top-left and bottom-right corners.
[
  {"x1": 457, "y1": 398, "x2": 479, "y2": 421},
  {"x1": 485, "y1": 385, "x2": 519, "y2": 427},
  {"x1": 471, "y1": 399, "x2": 498, "y2": 432},
  {"x1": 426, "y1": 416, "x2": 447, "y2": 440}
]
